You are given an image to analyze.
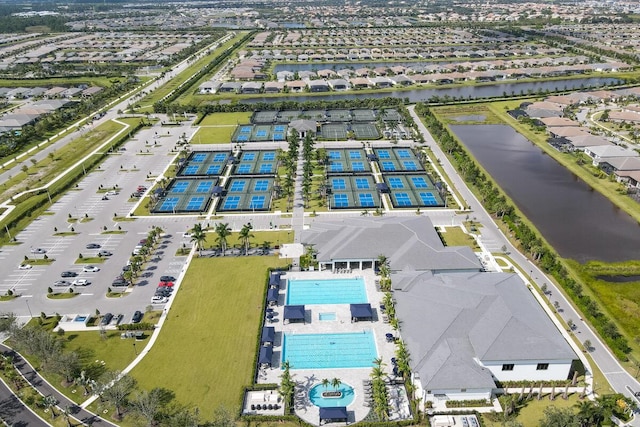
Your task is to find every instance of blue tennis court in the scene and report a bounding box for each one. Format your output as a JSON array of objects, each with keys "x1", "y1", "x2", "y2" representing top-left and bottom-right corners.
[
  {"x1": 178, "y1": 151, "x2": 230, "y2": 177},
  {"x1": 329, "y1": 151, "x2": 341, "y2": 159},
  {"x1": 259, "y1": 163, "x2": 273, "y2": 173},
  {"x1": 349, "y1": 151, "x2": 362, "y2": 159},
  {"x1": 151, "y1": 177, "x2": 218, "y2": 214},
  {"x1": 411, "y1": 177, "x2": 428, "y2": 188},
  {"x1": 381, "y1": 161, "x2": 396, "y2": 171},
  {"x1": 263, "y1": 152, "x2": 275, "y2": 160},
  {"x1": 385, "y1": 173, "x2": 444, "y2": 208},
  {"x1": 224, "y1": 196, "x2": 240, "y2": 210},
  {"x1": 216, "y1": 177, "x2": 274, "y2": 212},
  {"x1": 206, "y1": 165, "x2": 222, "y2": 175},
  {"x1": 242, "y1": 153, "x2": 256, "y2": 161},
  {"x1": 159, "y1": 197, "x2": 179, "y2": 211},
  {"x1": 355, "y1": 178, "x2": 370, "y2": 189},
  {"x1": 274, "y1": 125, "x2": 286, "y2": 132},
  {"x1": 395, "y1": 192, "x2": 412, "y2": 206},
  {"x1": 183, "y1": 165, "x2": 199, "y2": 175},
  {"x1": 240, "y1": 126, "x2": 252, "y2": 133},
  {"x1": 377, "y1": 150, "x2": 391, "y2": 159},
  {"x1": 249, "y1": 196, "x2": 266, "y2": 209},
  {"x1": 331, "y1": 178, "x2": 346, "y2": 190},
  {"x1": 397, "y1": 149, "x2": 412, "y2": 158},
  {"x1": 186, "y1": 196, "x2": 206, "y2": 211},
  {"x1": 403, "y1": 161, "x2": 418, "y2": 170},
  {"x1": 419, "y1": 192, "x2": 438, "y2": 205},
  {"x1": 196, "y1": 181, "x2": 213, "y2": 193},
  {"x1": 358, "y1": 193, "x2": 375, "y2": 207},
  {"x1": 254, "y1": 180, "x2": 269, "y2": 191},
  {"x1": 237, "y1": 135, "x2": 249, "y2": 141},
  {"x1": 329, "y1": 162, "x2": 344, "y2": 172},
  {"x1": 172, "y1": 181, "x2": 189, "y2": 193},
  {"x1": 352, "y1": 161, "x2": 365, "y2": 171},
  {"x1": 273, "y1": 133, "x2": 284, "y2": 140},
  {"x1": 237, "y1": 164, "x2": 251, "y2": 174},
  {"x1": 333, "y1": 194, "x2": 349, "y2": 207},
  {"x1": 230, "y1": 180, "x2": 246, "y2": 192}
]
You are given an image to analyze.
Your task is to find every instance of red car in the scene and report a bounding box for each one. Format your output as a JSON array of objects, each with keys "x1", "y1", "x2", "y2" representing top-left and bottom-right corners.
[{"x1": 159, "y1": 281, "x2": 174, "y2": 287}]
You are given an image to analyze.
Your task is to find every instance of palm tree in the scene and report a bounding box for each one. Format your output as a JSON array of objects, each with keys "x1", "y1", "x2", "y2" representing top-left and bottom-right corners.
[
  {"x1": 321, "y1": 378, "x2": 330, "y2": 389},
  {"x1": 214, "y1": 223, "x2": 231, "y2": 256},
  {"x1": 190, "y1": 223, "x2": 207, "y2": 255},
  {"x1": 238, "y1": 223, "x2": 254, "y2": 255},
  {"x1": 330, "y1": 377, "x2": 342, "y2": 390},
  {"x1": 42, "y1": 395, "x2": 57, "y2": 419}
]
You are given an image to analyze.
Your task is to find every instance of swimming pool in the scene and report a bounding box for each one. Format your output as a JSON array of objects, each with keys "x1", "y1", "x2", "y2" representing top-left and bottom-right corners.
[
  {"x1": 286, "y1": 278, "x2": 367, "y2": 305},
  {"x1": 282, "y1": 331, "x2": 377, "y2": 369},
  {"x1": 309, "y1": 383, "x2": 355, "y2": 408}
]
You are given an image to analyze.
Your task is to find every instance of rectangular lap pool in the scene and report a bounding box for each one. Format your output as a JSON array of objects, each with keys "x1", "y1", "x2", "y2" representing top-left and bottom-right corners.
[
  {"x1": 282, "y1": 331, "x2": 377, "y2": 369},
  {"x1": 286, "y1": 278, "x2": 367, "y2": 305}
]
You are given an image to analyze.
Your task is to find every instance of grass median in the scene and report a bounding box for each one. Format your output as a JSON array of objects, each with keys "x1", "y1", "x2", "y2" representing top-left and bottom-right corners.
[{"x1": 130, "y1": 255, "x2": 289, "y2": 417}]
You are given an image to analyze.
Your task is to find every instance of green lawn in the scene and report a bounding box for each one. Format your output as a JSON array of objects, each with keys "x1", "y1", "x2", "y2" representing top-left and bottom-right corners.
[
  {"x1": 439, "y1": 226, "x2": 480, "y2": 250},
  {"x1": 191, "y1": 126, "x2": 236, "y2": 144},
  {"x1": 199, "y1": 229, "x2": 294, "y2": 250},
  {"x1": 129, "y1": 256, "x2": 289, "y2": 417},
  {"x1": 198, "y1": 112, "x2": 251, "y2": 126},
  {"x1": 482, "y1": 394, "x2": 581, "y2": 427}
]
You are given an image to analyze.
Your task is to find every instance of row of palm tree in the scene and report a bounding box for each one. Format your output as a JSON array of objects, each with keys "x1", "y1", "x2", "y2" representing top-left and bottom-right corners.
[
  {"x1": 320, "y1": 377, "x2": 342, "y2": 391},
  {"x1": 189, "y1": 222, "x2": 257, "y2": 256},
  {"x1": 370, "y1": 358, "x2": 391, "y2": 421}
]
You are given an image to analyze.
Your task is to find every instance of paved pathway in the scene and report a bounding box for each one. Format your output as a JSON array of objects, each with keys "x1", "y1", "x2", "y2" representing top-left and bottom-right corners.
[
  {"x1": 0, "y1": 376, "x2": 48, "y2": 427},
  {"x1": 0, "y1": 343, "x2": 118, "y2": 426}
]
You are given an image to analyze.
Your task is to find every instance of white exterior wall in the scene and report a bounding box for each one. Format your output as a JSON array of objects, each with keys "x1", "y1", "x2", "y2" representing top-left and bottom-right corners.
[
  {"x1": 483, "y1": 359, "x2": 572, "y2": 382},
  {"x1": 424, "y1": 388, "x2": 492, "y2": 402}
]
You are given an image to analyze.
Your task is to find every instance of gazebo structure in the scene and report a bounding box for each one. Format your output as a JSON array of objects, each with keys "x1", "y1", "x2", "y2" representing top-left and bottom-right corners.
[
  {"x1": 261, "y1": 326, "x2": 275, "y2": 346},
  {"x1": 319, "y1": 407, "x2": 348, "y2": 425},
  {"x1": 350, "y1": 303, "x2": 373, "y2": 322},
  {"x1": 259, "y1": 346, "x2": 273, "y2": 367},
  {"x1": 269, "y1": 271, "x2": 282, "y2": 288},
  {"x1": 284, "y1": 305, "x2": 306, "y2": 324},
  {"x1": 267, "y1": 288, "x2": 279, "y2": 306}
]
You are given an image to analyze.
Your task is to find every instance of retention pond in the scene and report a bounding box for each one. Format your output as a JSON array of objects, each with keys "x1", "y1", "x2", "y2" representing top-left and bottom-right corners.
[{"x1": 450, "y1": 124, "x2": 640, "y2": 262}]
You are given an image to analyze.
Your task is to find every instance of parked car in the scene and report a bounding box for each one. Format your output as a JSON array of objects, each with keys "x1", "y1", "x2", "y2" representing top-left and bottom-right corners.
[
  {"x1": 131, "y1": 311, "x2": 143, "y2": 323},
  {"x1": 18, "y1": 264, "x2": 32, "y2": 270},
  {"x1": 111, "y1": 314, "x2": 123, "y2": 325},
  {"x1": 112, "y1": 278, "x2": 127, "y2": 287},
  {"x1": 61, "y1": 271, "x2": 78, "y2": 278},
  {"x1": 53, "y1": 280, "x2": 70, "y2": 287},
  {"x1": 151, "y1": 296, "x2": 168, "y2": 304},
  {"x1": 106, "y1": 191, "x2": 119, "y2": 196},
  {"x1": 72, "y1": 279, "x2": 91, "y2": 286},
  {"x1": 30, "y1": 248, "x2": 46, "y2": 254},
  {"x1": 160, "y1": 275, "x2": 176, "y2": 282},
  {"x1": 83, "y1": 265, "x2": 100, "y2": 272},
  {"x1": 100, "y1": 313, "x2": 113, "y2": 326},
  {"x1": 122, "y1": 265, "x2": 131, "y2": 272},
  {"x1": 86, "y1": 243, "x2": 101, "y2": 249},
  {"x1": 98, "y1": 250, "x2": 113, "y2": 257}
]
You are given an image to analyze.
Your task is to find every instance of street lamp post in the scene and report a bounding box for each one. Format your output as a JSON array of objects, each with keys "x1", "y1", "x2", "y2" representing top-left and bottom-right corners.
[
  {"x1": 133, "y1": 342, "x2": 138, "y2": 355},
  {"x1": 25, "y1": 299, "x2": 33, "y2": 318}
]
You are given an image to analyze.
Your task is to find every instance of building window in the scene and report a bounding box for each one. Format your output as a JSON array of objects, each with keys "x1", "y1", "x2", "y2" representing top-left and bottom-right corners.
[
  {"x1": 537, "y1": 363, "x2": 549, "y2": 370},
  {"x1": 502, "y1": 364, "x2": 514, "y2": 371}
]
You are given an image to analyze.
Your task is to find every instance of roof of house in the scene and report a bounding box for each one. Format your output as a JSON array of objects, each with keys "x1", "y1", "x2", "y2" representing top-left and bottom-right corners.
[
  {"x1": 538, "y1": 117, "x2": 580, "y2": 127},
  {"x1": 394, "y1": 271, "x2": 577, "y2": 391},
  {"x1": 566, "y1": 134, "x2": 611, "y2": 148},
  {"x1": 586, "y1": 144, "x2": 639, "y2": 158},
  {"x1": 600, "y1": 156, "x2": 640, "y2": 171},
  {"x1": 300, "y1": 216, "x2": 480, "y2": 272}
]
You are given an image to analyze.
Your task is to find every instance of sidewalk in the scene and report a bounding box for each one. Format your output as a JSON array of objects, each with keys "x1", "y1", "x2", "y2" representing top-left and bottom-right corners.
[{"x1": 0, "y1": 343, "x2": 118, "y2": 427}]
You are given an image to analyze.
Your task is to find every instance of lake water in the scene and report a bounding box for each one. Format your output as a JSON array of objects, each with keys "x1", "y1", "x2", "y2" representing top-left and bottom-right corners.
[
  {"x1": 450, "y1": 124, "x2": 640, "y2": 262},
  {"x1": 241, "y1": 77, "x2": 620, "y2": 104}
]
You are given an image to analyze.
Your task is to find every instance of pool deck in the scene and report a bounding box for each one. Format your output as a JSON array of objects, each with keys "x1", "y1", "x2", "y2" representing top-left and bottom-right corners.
[{"x1": 257, "y1": 269, "x2": 410, "y2": 424}]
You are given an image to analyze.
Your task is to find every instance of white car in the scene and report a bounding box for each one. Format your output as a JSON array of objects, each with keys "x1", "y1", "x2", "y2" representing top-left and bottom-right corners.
[
  {"x1": 105, "y1": 191, "x2": 119, "y2": 196},
  {"x1": 83, "y1": 265, "x2": 100, "y2": 272},
  {"x1": 30, "y1": 248, "x2": 46, "y2": 254},
  {"x1": 151, "y1": 296, "x2": 168, "y2": 304},
  {"x1": 72, "y1": 279, "x2": 91, "y2": 286},
  {"x1": 18, "y1": 264, "x2": 32, "y2": 270}
]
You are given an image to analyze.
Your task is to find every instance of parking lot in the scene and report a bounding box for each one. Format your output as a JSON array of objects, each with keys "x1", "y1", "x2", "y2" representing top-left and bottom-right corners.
[{"x1": 1, "y1": 117, "x2": 199, "y2": 324}]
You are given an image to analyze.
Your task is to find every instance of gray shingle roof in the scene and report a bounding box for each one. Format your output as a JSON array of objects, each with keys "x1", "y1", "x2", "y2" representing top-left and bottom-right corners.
[
  {"x1": 394, "y1": 271, "x2": 576, "y2": 390},
  {"x1": 301, "y1": 216, "x2": 480, "y2": 272}
]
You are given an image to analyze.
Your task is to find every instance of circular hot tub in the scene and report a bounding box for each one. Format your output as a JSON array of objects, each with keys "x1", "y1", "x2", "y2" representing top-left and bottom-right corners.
[{"x1": 308, "y1": 383, "x2": 355, "y2": 407}]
